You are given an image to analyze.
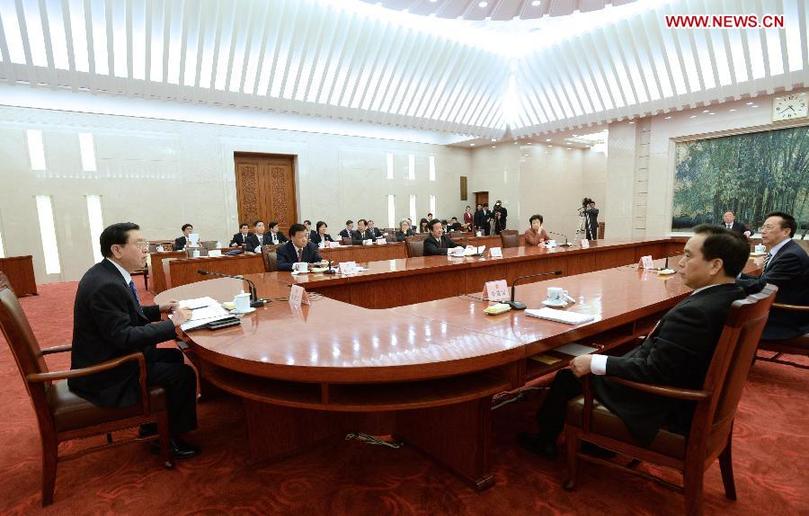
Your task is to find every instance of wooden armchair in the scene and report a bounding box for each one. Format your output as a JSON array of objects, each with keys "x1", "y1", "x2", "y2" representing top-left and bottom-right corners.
[
  {"x1": 500, "y1": 230, "x2": 520, "y2": 248},
  {"x1": 405, "y1": 237, "x2": 425, "y2": 258},
  {"x1": 0, "y1": 273, "x2": 173, "y2": 506},
  {"x1": 563, "y1": 284, "x2": 777, "y2": 516},
  {"x1": 756, "y1": 303, "x2": 809, "y2": 369},
  {"x1": 260, "y1": 245, "x2": 279, "y2": 272}
]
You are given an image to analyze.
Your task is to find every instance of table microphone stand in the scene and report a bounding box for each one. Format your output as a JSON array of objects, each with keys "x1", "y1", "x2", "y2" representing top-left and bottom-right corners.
[{"x1": 507, "y1": 270, "x2": 563, "y2": 310}]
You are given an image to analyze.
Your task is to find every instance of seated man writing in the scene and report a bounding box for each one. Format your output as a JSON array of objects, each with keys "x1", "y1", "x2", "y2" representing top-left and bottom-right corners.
[
  {"x1": 519, "y1": 225, "x2": 749, "y2": 456},
  {"x1": 69, "y1": 223, "x2": 200, "y2": 458},
  {"x1": 277, "y1": 223, "x2": 324, "y2": 271},
  {"x1": 424, "y1": 218, "x2": 462, "y2": 256}
]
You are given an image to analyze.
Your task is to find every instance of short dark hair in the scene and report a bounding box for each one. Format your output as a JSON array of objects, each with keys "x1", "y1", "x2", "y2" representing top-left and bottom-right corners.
[
  {"x1": 451, "y1": 217, "x2": 458, "y2": 221},
  {"x1": 764, "y1": 211, "x2": 797, "y2": 237},
  {"x1": 181, "y1": 223, "x2": 193, "y2": 231},
  {"x1": 427, "y1": 213, "x2": 433, "y2": 217},
  {"x1": 100, "y1": 222, "x2": 140, "y2": 258},
  {"x1": 254, "y1": 220, "x2": 264, "y2": 227},
  {"x1": 304, "y1": 220, "x2": 311, "y2": 225},
  {"x1": 316, "y1": 221, "x2": 327, "y2": 231},
  {"x1": 268, "y1": 221, "x2": 279, "y2": 230},
  {"x1": 345, "y1": 220, "x2": 353, "y2": 226},
  {"x1": 239, "y1": 223, "x2": 249, "y2": 229},
  {"x1": 693, "y1": 224, "x2": 750, "y2": 277},
  {"x1": 428, "y1": 218, "x2": 442, "y2": 230},
  {"x1": 529, "y1": 214, "x2": 544, "y2": 224},
  {"x1": 289, "y1": 223, "x2": 307, "y2": 237},
  {"x1": 357, "y1": 218, "x2": 367, "y2": 226}
]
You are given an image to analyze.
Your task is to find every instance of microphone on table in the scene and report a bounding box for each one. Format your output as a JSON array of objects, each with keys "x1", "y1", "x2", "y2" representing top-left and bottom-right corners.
[
  {"x1": 324, "y1": 259, "x2": 337, "y2": 275},
  {"x1": 548, "y1": 231, "x2": 572, "y2": 247},
  {"x1": 507, "y1": 270, "x2": 563, "y2": 310},
  {"x1": 197, "y1": 270, "x2": 267, "y2": 307}
]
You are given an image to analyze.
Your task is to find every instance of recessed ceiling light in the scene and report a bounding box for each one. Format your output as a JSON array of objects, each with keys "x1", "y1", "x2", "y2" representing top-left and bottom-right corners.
[
  {"x1": 689, "y1": 115, "x2": 697, "y2": 118},
  {"x1": 527, "y1": 142, "x2": 532, "y2": 145},
  {"x1": 708, "y1": 112, "x2": 715, "y2": 115},
  {"x1": 531, "y1": 0, "x2": 541, "y2": 5},
  {"x1": 491, "y1": 138, "x2": 497, "y2": 142},
  {"x1": 429, "y1": 0, "x2": 437, "y2": 2},
  {"x1": 470, "y1": 143, "x2": 475, "y2": 146},
  {"x1": 702, "y1": 109, "x2": 709, "y2": 113},
  {"x1": 545, "y1": 138, "x2": 551, "y2": 142},
  {"x1": 746, "y1": 101, "x2": 754, "y2": 105},
  {"x1": 628, "y1": 121, "x2": 634, "y2": 124},
  {"x1": 664, "y1": 116, "x2": 672, "y2": 120},
  {"x1": 751, "y1": 105, "x2": 758, "y2": 108},
  {"x1": 478, "y1": 1, "x2": 488, "y2": 7},
  {"x1": 729, "y1": 108, "x2": 736, "y2": 112}
]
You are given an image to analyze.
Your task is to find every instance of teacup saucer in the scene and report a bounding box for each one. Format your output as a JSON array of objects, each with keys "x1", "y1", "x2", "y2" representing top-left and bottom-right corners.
[
  {"x1": 542, "y1": 299, "x2": 568, "y2": 307},
  {"x1": 231, "y1": 307, "x2": 256, "y2": 314}
]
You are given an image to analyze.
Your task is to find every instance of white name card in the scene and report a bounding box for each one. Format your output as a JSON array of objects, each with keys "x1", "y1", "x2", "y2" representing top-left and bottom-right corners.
[
  {"x1": 156, "y1": 245, "x2": 165, "y2": 252},
  {"x1": 339, "y1": 261, "x2": 359, "y2": 274},
  {"x1": 375, "y1": 237, "x2": 386, "y2": 245},
  {"x1": 208, "y1": 250, "x2": 222, "y2": 257},
  {"x1": 288, "y1": 284, "x2": 310, "y2": 308},
  {"x1": 639, "y1": 255, "x2": 655, "y2": 269},
  {"x1": 363, "y1": 239, "x2": 373, "y2": 246},
  {"x1": 580, "y1": 239, "x2": 589, "y2": 249},
  {"x1": 490, "y1": 247, "x2": 503, "y2": 258},
  {"x1": 328, "y1": 241, "x2": 340, "y2": 248},
  {"x1": 483, "y1": 279, "x2": 509, "y2": 302}
]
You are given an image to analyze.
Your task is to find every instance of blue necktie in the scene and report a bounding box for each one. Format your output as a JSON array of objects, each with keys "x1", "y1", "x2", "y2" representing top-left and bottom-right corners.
[{"x1": 128, "y1": 280, "x2": 141, "y2": 307}]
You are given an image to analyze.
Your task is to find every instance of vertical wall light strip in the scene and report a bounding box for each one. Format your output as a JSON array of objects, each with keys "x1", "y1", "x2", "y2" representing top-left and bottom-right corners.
[
  {"x1": 429, "y1": 195, "x2": 436, "y2": 217},
  {"x1": 86, "y1": 195, "x2": 104, "y2": 263},
  {"x1": 386, "y1": 153, "x2": 394, "y2": 179},
  {"x1": 35, "y1": 195, "x2": 61, "y2": 274},
  {"x1": 0, "y1": 228, "x2": 5, "y2": 258},
  {"x1": 408, "y1": 154, "x2": 415, "y2": 180},
  {"x1": 26, "y1": 129, "x2": 46, "y2": 170},
  {"x1": 428, "y1": 155, "x2": 436, "y2": 181},
  {"x1": 409, "y1": 194, "x2": 417, "y2": 224},
  {"x1": 386, "y1": 194, "x2": 396, "y2": 229},
  {"x1": 79, "y1": 133, "x2": 97, "y2": 172}
]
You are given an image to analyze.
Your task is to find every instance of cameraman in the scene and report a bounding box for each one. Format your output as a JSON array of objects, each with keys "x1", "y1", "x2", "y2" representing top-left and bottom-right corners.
[{"x1": 581, "y1": 198, "x2": 599, "y2": 240}]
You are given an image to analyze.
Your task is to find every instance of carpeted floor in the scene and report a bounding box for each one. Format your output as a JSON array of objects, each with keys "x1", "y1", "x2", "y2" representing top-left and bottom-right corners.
[{"x1": 1, "y1": 280, "x2": 808, "y2": 515}]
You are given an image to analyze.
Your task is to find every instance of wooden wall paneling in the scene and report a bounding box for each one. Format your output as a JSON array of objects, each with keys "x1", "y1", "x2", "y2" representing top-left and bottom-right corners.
[{"x1": 464, "y1": 263, "x2": 509, "y2": 294}]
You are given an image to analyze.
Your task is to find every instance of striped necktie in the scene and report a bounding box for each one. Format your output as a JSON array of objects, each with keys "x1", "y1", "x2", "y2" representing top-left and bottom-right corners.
[
  {"x1": 128, "y1": 280, "x2": 141, "y2": 308},
  {"x1": 763, "y1": 252, "x2": 772, "y2": 270}
]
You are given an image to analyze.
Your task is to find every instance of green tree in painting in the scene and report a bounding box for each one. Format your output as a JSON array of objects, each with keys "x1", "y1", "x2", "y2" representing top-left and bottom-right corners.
[{"x1": 673, "y1": 125, "x2": 809, "y2": 233}]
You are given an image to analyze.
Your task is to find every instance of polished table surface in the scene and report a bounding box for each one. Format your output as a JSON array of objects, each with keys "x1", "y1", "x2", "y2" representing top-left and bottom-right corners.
[{"x1": 156, "y1": 239, "x2": 746, "y2": 489}]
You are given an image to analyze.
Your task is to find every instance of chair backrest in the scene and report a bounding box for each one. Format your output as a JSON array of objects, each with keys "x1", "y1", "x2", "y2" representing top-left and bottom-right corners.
[
  {"x1": 449, "y1": 231, "x2": 464, "y2": 240},
  {"x1": 0, "y1": 273, "x2": 53, "y2": 432},
  {"x1": 201, "y1": 240, "x2": 219, "y2": 250},
  {"x1": 405, "y1": 237, "x2": 424, "y2": 258},
  {"x1": 186, "y1": 247, "x2": 208, "y2": 257},
  {"x1": 500, "y1": 230, "x2": 520, "y2": 248},
  {"x1": 261, "y1": 246, "x2": 279, "y2": 272},
  {"x1": 341, "y1": 236, "x2": 353, "y2": 246},
  {"x1": 689, "y1": 284, "x2": 777, "y2": 457}
]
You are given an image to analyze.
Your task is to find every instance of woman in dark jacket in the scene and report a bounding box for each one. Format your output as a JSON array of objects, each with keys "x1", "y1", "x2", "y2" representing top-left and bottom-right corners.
[
  {"x1": 310, "y1": 221, "x2": 333, "y2": 246},
  {"x1": 395, "y1": 219, "x2": 415, "y2": 242}
]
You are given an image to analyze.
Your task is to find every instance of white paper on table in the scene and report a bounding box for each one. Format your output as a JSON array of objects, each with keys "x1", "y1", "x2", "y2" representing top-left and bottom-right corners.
[
  {"x1": 490, "y1": 247, "x2": 503, "y2": 258},
  {"x1": 179, "y1": 297, "x2": 229, "y2": 320},
  {"x1": 448, "y1": 246, "x2": 466, "y2": 257},
  {"x1": 525, "y1": 307, "x2": 594, "y2": 325},
  {"x1": 208, "y1": 250, "x2": 222, "y2": 257}
]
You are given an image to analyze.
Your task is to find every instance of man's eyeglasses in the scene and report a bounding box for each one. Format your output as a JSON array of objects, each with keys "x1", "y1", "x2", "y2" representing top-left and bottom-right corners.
[{"x1": 132, "y1": 240, "x2": 150, "y2": 250}]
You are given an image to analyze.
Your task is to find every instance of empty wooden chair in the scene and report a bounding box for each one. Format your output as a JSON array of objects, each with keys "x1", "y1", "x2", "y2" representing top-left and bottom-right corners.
[{"x1": 500, "y1": 230, "x2": 520, "y2": 248}]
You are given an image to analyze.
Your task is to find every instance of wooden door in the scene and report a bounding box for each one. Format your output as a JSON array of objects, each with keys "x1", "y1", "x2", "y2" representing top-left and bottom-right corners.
[
  {"x1": 234, "y1": 153, "x2": 298, "y2": 231},
  {"x1": 474, "y1": 191, "x2": 489, "y2": 207}
]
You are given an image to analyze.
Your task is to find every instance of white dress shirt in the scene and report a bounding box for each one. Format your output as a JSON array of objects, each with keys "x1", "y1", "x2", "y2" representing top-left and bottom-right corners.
[
  {"x1": 767, "y1": 237, "x2": 792, "y2": 260},
  {"x1": 106, "y1": 258, "x2": 132, "y2": 284}
]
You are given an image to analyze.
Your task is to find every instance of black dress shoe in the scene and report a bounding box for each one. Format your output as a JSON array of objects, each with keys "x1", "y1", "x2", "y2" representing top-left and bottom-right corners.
[
  {"x1": 138, "y1": 423, "x2": 158, "y2": 438},
  {"x1": 151, "y1": 437, "x2": 201, "y2": 459},
  {"x1": 518, "y1": 432, "x2": 558, "y2": 459}
]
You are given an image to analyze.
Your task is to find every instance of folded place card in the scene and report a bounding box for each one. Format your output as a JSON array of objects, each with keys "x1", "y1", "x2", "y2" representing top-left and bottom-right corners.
[
  {"x1": 207, "y1": 250, "x2": 222, "y2": 257},
  {"x1": 483, "y1": 279, "x2": 509, "y2": 302},
  {"x1": 375, "y1": 237, "x2": 386, "y2": 245},
  {"x1": 328, "y1": 241, "x2": 341, "y2": 248},
  {"x1": 639, "y1": 255, "x2": 654, "y2": 269},
  {"x1": 363, "y1": 239, "x2": 374, "y2": 246},
  {"x1": 525, "y1": 307, "x2": 594, "y2": 325},
  {"x1": 288, "y1": 284, "x2": 310, "y2": 308},
  {"x1": 580, "y1": 239, "x2": 589, "y2": 249}
]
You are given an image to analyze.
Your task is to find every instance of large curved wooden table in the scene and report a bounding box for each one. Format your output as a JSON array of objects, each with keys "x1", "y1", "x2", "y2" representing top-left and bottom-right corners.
[{"x1": 157, "y1": 238, "x2": 746, "y2": 490}]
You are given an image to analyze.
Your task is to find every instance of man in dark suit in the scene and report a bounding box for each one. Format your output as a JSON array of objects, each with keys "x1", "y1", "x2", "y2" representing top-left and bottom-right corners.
[
  {"x1": 738, "y1": 211, "x2": 809, "y2": 340},
  {"x1": 582, "y1": 198, "x2": 599, "y2": 240},
  {"x1": 722, "y1": 211, "x2": 751, "y2": 238},
  {"x1": 245, "y1": 220, "x2": 268, "y2": 251},
  {"x1": 519, "y1": 225, "x2": 749, "y2": 457},
  {"x1": 339, "y1": 220, "x2": 354, "y2": 241},
  {"x1": 229, "y1": 223, "x2": 250, "y2": 247},
  {"x1": 424, "y1": 219, "x2": 462, "y2": 256},
  {"x1": 69, "y1": 222, "x2": 200, "y2": 458},
  {"x1": 277, "y1": 223, "x2": 324, "y2": 271},
  {"x1": 352, "y1": 219, "x2": 374, "y2": 244},
  {"x1": 493, "y1": 200, "x2": 507, "y2": 229},
  {"x1": 266, "y1": 221, "x2": 288, "y2": 246},
  {"x1": 174, "y1": 223, "x2": 193, "y2": 250},
  {"x1": 473, "y1": 204, "x2": 486, "y2": 234},
  {"x1": 367, "y1": 220, "x2": 383, "y2": 239}
]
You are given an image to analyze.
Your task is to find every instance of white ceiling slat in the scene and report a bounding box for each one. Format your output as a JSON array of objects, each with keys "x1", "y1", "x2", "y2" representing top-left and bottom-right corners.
[
  {"x1": 236, "y1": 0, "x2": 262, "y2": 94},
  {"x1": 420, "y1": 43, "x2": 468, "y2": 120},
  {"x1": 448, "y1": 52, "x2": 501, "y2": 130},
  {"x1": 325, "y1": 12, "x2": 363, "y2": 106},
  {"x1": 82, "y1": 0, "x2": 94, "y2": 76},
  {"x1": 799, "y1": 0, "x2": 808, "y2": 75},
  {"x1": 159, "y1": 0, "x2": 170, "y2": 83},
  {"x1": 583, "y1": 32, "x2": 618, "y2": 111},
  {"x1": 524, "y1": 55, "x2": 560, "y2": 121},
  {"x1": 143, "y1": 0, "x2": 151, "y2": 81},
  {"x1": 436, "y1": 45, "x2": 483, "y2": 124},
  {"x1": 304, "y1": 4, "x2": 338, "y2": 102},
  {"x1": 274, "y1": 0, "x2": 306, "y2": 99},
  {"x1": 407, "y1": 39, "x2": 456, "y2": 119},
  {"x1": 245, "y1": 0, "x2": 271, "y2": 95},
  {"x1": 643, "y1": 9, "x2": 676, "y2": 100},
  {"x1": 37, "y1": 0, "x2": 55, "y2": 71},
  {"x1": 388, "y1": 34, "x2": 436, "y2": 117},
  {"x1": 293, "y1": 3, "x2": 327, "y2": 103},
  {"x1": 281, "y1": 0, "x2": 315, "y2": 100},
  {"x1": 223, "y1": 0, "x2": 247, "y2": 93},
  {"x1": 596, "y1": 27, "x2": 632, "y2": 107},
  {"x1": 456, "y1": 53, "x2": 498, "y2": 127},
  {"x1": 616, "y1": 19, "x2": 650, "y2": 104},
  {"x1": 255, "y1": 0, "x2": 287, "y2": 96},
  {"x1": 565, "y1": 37, "x2": 605, "y2": 112},
  {"x1": 0, "y1": 7, "x2": 16, "y2": 84},
  {"x1": 176, "y1": 0, "x2": 191, "y2": 87},
  {"x1": 341, "y1": 17, "x2": 383, "y2": 108},
  {"x1": 775, "y1": 0, "x2": 789, "y2": 84},
  {"x1": 14, "y1": 0, "x2": 33, "y2": 66},
  {"x1": 546, "y1": 49, "x2": 584, "y2": 117},
  {"x1": 695, "y1": 0, "x2": 720, "y2": 89},
  {"x1": 629, "y1": 14, "x2": 662, "y2": 101},
  {"x1": 191, "y1": 0, "x2": 207, "y2": 88},
  {"x1": 360, "y1": 22, "x2": 402, "y2": 111},
  {"x1": 104, "y1": 0, "x2": 115, "y2": 80},
  {"x1": 377, "y1": 27, "x2": 417, "y2": 114}
]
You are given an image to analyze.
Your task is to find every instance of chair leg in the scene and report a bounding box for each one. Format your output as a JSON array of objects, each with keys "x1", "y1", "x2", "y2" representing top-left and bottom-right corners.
[
  {"x1": 156, "y1": 412, "x2": 174, "y2": 469},
  {"x1": 40, "y1": 437, "x2": 58, "y2": 506},
  {"x1": 563, "y1": 427, "x2": 579, "y2": 491},
  {"x1": 719, "y1": 437, "x2": 737, "y2": 500},
  {"x1": 106, "y1": 432, "x2": 113, "y2": 444},
  {"x1": 683, "y1": 463, "x2": 704, "y2": 516}
]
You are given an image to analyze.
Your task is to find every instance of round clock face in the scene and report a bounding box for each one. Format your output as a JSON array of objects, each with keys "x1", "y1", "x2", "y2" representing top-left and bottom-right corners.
[{"x1": 773, "y1": 93, "x2": 809, "y2": 121}]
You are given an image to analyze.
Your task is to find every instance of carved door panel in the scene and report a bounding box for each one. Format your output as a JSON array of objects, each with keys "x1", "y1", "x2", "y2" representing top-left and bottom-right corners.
[{"x1": 234, "y1": 153, "x2": 298, "y2": 231}]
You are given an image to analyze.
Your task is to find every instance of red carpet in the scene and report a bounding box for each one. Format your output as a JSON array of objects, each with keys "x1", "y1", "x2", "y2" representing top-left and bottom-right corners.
[{"x1": 1, "y1": 279, "x2": 808, "y2": 515}]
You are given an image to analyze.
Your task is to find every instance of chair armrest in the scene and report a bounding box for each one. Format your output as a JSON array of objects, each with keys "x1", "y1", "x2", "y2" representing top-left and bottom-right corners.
[
  {"x1": 607, "y1": 376, "x2": 710, "y2": 401},
  {"x1": 27, "y1": 352, "x2": 151, "y2": 414},
  {"x1": 771, "y1": 302, "x2": 809, "y2": 312},
  {"x1": 40, "y1": 344, "x2": 72, "y2": 355}
]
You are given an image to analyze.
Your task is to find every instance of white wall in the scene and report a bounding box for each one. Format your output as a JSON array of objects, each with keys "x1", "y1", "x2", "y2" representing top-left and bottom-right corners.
[
  {"x1": 0, "y1": 104, "x2": 471, "y2": 283},
  {"x1": 469, "y1": 143, "x2": 607, "y2": 239},
  {"x1": 606, "y1": 88, "x2": 809, "y2": 239}
]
